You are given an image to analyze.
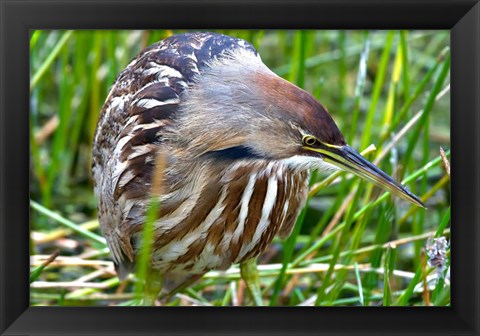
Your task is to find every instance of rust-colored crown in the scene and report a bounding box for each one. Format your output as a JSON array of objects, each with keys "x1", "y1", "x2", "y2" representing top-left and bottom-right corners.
[{"x1": 254, "y1": 72, "x2": 346, "y2": 146}]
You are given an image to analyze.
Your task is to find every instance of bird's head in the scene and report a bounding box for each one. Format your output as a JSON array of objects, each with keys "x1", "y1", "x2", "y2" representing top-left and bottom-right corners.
[{"x1": 174, "y1": 47, "x2": 423, "y2": 207}]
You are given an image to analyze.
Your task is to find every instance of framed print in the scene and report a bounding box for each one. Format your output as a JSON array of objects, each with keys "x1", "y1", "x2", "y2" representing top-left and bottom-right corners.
[{"x1": 1, "y1": 0, "x2": 479, "y2": 335}]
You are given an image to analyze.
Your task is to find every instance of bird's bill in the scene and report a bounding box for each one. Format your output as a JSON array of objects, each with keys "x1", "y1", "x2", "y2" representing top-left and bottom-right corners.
[{"x1": 307, "y1": 145, "x2": 425, "y2": 208}]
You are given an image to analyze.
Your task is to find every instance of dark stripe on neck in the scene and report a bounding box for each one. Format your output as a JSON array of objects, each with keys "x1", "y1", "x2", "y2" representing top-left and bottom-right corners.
[{"x1": 206, "y1": 146, "x2": 263, "y2": 161}]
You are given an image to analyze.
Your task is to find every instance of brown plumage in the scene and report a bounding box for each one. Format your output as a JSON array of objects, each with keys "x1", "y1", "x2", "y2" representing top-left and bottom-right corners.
[{"x1": 92, "y1": 32, "x2": 423, "y2": 294}]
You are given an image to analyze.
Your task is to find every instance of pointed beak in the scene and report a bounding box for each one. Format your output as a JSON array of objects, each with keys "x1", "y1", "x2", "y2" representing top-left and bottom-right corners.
[{"x1": 308, "y1": 145, "x2": 425, "y2": 208}]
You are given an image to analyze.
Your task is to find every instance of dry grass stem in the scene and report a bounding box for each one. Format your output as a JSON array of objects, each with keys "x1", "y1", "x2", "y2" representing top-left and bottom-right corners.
[
  {"x1": 374, "y1": 85, "x2": 450, "y2": 165},
  {"x1": 31, "y1": 281, "x2": 111, "y2": 289},
  {"x1": 35, "y1": 115, "x2": 59, "y2": 144},
  {"x1": 31, "y1": 255, "x2": 114, "y2": 268},
  {"x1": 439, "y1": 147, "x2": 450, "y2": 176},
  {"x1": 32, "y1": 219, "x2": 99, "y2": 244}
]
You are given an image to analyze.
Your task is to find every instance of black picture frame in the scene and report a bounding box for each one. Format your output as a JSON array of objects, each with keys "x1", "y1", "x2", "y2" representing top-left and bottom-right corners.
[{"x1": 1, "y1": 0, "x2": 479, "y2": 335}]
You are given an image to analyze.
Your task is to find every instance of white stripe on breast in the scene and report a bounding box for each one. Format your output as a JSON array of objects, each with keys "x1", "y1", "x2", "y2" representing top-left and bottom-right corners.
[
  {"x1": 154, "y1": 195, "x2": 199, "y2": 233},
  {"x1": 232, "y1": 172, "x2": 257, "y2": 242},
  {"x1": 237, "y1": 167, "x2": 278, "y2": 261},
  {"x1": 153, "y1": 180, "x2": 227, "y2": 268},
  {"x1": 156, "y1": 186, "x2": 224, "y2": 264}
]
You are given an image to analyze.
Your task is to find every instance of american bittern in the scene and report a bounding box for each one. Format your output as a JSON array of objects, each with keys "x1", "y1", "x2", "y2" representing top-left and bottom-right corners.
[{"x1": 92, "y1": 32, "x2": 423, "y2": 305}]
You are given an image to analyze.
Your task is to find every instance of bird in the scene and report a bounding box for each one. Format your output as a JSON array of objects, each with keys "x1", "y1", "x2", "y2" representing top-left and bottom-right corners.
[{"x1": 92, "y1": 32, "x2": 424, "y2": 305}]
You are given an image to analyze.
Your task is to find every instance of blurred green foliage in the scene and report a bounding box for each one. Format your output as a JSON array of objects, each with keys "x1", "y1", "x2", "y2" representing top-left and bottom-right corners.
[{"x1": 30, "y1": 30, "x2": 450, "y2": 306}]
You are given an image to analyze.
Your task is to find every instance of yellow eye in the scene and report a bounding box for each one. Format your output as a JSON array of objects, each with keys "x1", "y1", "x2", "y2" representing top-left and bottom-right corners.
[{"x1": 302, "y1": 135, "x2": 318, "y2": 146}]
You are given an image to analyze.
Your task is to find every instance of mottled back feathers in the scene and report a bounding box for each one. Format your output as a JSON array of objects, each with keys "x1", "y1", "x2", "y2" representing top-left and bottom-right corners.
[{"x1": 92, "y1": 33, "x2": 309, "y2": 282}]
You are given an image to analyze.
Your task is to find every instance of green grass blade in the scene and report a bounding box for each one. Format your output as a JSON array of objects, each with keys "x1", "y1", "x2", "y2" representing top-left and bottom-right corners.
[
  {"x1": 403, "y1": 52, "x2": 450, "y2": 170},
  {"x1": 348, "y1": 32, "x2": 370, "y2": 144},
  {"x1": 30, "y1": 200, "x2": 106, "y2": 245},
  {"x1": 354, "y1": 262, "x2": 365, "y2": 306},
  {"x1": 383, "y1": 244, "x2": 396, "y2": 306},
  {"x1": 360, "y1": 31, "x2": 394, "y2": 149},
  {"x1": 288, "y1": 30, "x2": 307, "y2": 88},
  {"x1": 269, "y1": 205, "x2": 308, "y2": 306},
  {"x1": 30, "y1": 30, "x2": 74, "y2": 90},
  {"x1": 435, "y1": 208, "x2": 451, "y2": 238},
  {"x1": 30, "y1": 251, "x2": 59, "y2": 283},
  {"x1": 292, "y1": 150, "x2": 449, "y2": 268},
  {"x1": 399, "y1": 31, "x2": 410, "y2": 98}
]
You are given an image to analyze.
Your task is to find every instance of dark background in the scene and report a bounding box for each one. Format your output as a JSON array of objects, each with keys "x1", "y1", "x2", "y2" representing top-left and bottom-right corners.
[{"x1": 1, "y1": 0, "x2": 479, "y2": 335}]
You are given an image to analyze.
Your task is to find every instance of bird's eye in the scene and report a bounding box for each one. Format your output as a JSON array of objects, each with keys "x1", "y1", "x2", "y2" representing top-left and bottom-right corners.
[{"x1": 302, "y1": 135, "x2": 318, "y2": 146}]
